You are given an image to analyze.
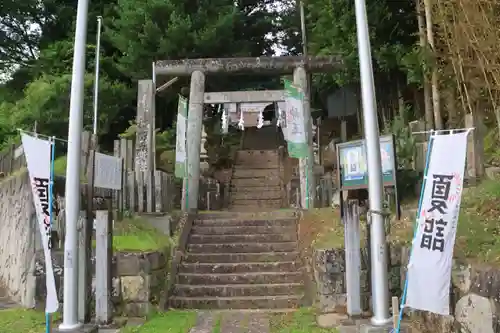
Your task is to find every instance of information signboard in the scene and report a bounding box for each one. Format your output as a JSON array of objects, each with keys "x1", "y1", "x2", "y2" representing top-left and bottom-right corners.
[{"x1": 336, "y1": 135, "x2": 397, "y2": 190}]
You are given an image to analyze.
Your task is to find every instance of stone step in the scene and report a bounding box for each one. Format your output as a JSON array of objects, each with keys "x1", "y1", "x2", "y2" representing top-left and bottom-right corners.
[
  {"x1": 177, "y1": 271, "x2": 303, "y2": 285},
  {"x1": 193, "y1": 218, "x2": 297, "y2": 227},
  {"x1": 178, "y1": 261, "x2": 299, "y2": 274},
  {"x1": 190, "y1": 233, "x2": 296, "y2": 244},
  {"x1": 170, "y1": 295, "x2": 302, "y2": 310},
  {"x1": 234, "y1": 162, "x2": 279, "y2": 169},
  {"x1": 230, "y1": 188, "x2": 282, "y2": 200},
  {"x1": 236, "y1": 150, "x2": 279, "y2": 160},
  {"x1": 229, "y1": 199, "x2": 283, "y2": 208},
  {"x1": 232, "y1": 168, "x2": 280, "y2": 179},
  {"x1": 173, "y1": 283, "x2": 303, "y2": 298},
  {"x1": 195, "y1": 210, "x2": 298, "y2": 221},
  {"x1": 187, "y1": 242, "x2": 297, "y2": 253},
  {"x1": 231, "y1": 177, "x2": 280, "y2": 187},
  {"x1": 183, "y1": 252, "x2": 300, "y2": 263},
  {"x1": 192, "y1": 225, "x2": 297, "y2": 235}
]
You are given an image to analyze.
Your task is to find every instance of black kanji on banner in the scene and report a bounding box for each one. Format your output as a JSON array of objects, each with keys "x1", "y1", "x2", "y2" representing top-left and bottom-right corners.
[{"x1": 428, "y1": 174, "x2": 453, "y2": 214}]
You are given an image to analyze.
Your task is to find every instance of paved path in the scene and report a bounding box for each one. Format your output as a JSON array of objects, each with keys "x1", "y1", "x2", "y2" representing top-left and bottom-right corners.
[{"x1": 189, "y1": 312, "x2": 270, "y2": 333}]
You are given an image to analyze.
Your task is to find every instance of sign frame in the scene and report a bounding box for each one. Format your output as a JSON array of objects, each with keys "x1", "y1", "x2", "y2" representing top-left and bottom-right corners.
[
  {"x1": 336, "y1": 134, "x2": 400, "y2": 219},
  {"x1": 336, "y1": 134, "x2": 398, "y2": 190}
]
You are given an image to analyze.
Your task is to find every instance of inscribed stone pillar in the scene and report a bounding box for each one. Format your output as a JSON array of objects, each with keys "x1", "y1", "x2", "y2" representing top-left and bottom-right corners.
[
  {"x1": 293, "y1": 67, "x2": 315, "y2": 209},
  {"x1": 135, "y1": 80, "x2": 156, "y2": 172},
  {"x1": 186, "y1": 71, "x2": 206, "y2": 211},
  {"x1": 135, "y1": 80, "x2": 156, "y2": 212}
]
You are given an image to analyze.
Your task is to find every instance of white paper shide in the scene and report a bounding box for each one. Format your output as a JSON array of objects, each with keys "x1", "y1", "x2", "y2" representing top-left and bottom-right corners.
[
  {"x1": 405, "y1": 132, "x2": 469, "y2": 315},
  {"x1": 21, "y1": 133, "x2": 59, "y2": 313}
]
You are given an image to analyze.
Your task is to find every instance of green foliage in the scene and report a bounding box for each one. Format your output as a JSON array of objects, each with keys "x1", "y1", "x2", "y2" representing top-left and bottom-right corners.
[
  {"x1": 0, "y1": 73, "x2": 132, "y2": 148},
  {"x1": 484, "y1": 127, "x2": 500, "y2": 167},
  {"x1": 383, "y1": 107, "x2": 419, "y2": 199},
  {"x1": 302, "y1": 0, "x2": 419, "y2": 96}
]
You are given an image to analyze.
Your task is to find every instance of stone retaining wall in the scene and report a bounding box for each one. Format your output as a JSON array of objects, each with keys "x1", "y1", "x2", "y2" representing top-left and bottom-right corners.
[
  {"x1": 0, "y1": 171, "x2": 38, "y2": 307},
  {"x1": 314, "y1": 245, "x2": 500, "y2": 332},
  {"x1": 35, "y1": 249, "x2": 169, "y2": 317}
]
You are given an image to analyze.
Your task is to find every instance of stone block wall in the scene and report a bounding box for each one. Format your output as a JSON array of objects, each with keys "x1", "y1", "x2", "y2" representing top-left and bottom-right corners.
[
  {"x1": 0, "y1": 171, "x2": 38, "y2": 307},
  {"x1": 35, "y1": 249, "x2": 169, "y2": 317},
  {"x1": 314, "y1": 245, "x2": 500, "y2": 332},
  {"x1": 313, "y1": 247, "x2": 402, "y2": 313}
]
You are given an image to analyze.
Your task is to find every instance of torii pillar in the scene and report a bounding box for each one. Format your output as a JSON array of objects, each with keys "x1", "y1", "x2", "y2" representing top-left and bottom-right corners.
[
  {"x1": 293, "y1": 67, "x2": 316, "y2": 208},
  {"x1": 186, "y1": 71, "x2": 205, "y2": 211}
]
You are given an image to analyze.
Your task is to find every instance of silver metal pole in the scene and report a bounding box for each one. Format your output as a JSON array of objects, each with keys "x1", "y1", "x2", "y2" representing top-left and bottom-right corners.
[
  {"x1": 59, "y1": 0, "x2": 89, "y2": 329},
  {"x1": 92, "y1": 16, "x2": 103, "y2": 136},
  {"x1": 353, "y1": 0, "x2": 391, "y2": 325},
  {"x1": 152, "y1": 61, "x2": 156, "y2": 88}
]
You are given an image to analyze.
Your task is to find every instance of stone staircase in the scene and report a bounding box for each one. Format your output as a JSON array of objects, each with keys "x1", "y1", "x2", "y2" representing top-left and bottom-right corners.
[
  {"x1": 229, "y1": 149, "x2": 284, "y2": 210},
  {"x1": 170, "y1": 211, "x2": 304, "y2": 310}
]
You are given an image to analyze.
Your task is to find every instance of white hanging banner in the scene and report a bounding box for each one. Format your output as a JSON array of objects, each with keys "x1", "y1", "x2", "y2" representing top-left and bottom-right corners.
[
  {"x1": 21, "y1": 133, "x2": 59, "y2": 314},
  {"x1": 175, "y1": 96, "x2": 188, "y2": 178},
  {"x1": 405, "y1": 131, "x2": 469, "y2": 315}
]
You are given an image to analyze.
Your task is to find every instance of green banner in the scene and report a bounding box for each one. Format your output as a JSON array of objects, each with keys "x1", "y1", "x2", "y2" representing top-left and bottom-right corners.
[
  {"x1": 284, "y1": 79, "x2": 307, "y2": 158},
  {"x1": 175, "y1": 96, "x2": 188, "y2": 178}
]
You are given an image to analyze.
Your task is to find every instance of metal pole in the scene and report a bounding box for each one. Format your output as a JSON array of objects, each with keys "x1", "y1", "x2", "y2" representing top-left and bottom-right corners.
[
  {"x1": 353, "y1": 0, "x2": 391, "y2": 325},
  {"x1": 93, "y1": 16, "x2": 103, "y2": 136},
  {"x1": 59, "y1": 0, "x2": 89, "y2": 329},
  {"x1": 152, "y1": 61, "x2": 156, "y2": 88}
]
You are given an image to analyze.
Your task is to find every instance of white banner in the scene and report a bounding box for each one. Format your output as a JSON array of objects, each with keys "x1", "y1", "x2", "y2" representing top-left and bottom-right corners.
[
  {"x1": 21, "y1": 133, "x2": 59, "y2": 313},
  {"x1": 94, "y1": 152, "x2": 123, "y2": 190},
  {"x1": 405, "y1": 131, "x2": 469, "y2": 315}
]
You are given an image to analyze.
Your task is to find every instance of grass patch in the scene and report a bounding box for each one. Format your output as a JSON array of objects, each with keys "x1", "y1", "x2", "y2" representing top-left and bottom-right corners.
[
  {"x1": 300, "y1": 178, "x2": 500, "y2": 264},
  {"x1": 212, "y1": 313, "x2": 222, "y2": 333},
  {"x1": 111, "y1": 216, "x2": 173, "y2": 252},
  {"x1": 300, "y1": 208, "x2": 345, "y2": 250},
  {"x1": 0, "y1": 308, "x2": 59, "y2": 333},
  {"x1": 122, "y1": 310, "x2": 197, "y2": 333},
  {"x1": 270, "y1": 308, "x2": 338, "y2": 333},
  {"x1": 454, "y1": 178, "x2": 500, "y2": 263}
]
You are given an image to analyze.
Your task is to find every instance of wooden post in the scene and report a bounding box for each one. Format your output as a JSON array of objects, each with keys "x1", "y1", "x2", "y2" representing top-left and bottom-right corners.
[
  {"x1": 392, "y1": 296, "x2": 399, "y2": 329},
  {"x1": 95, "y1": 200, "x2": 113, "y2": 325},
  {"x1": 78, "y1": 132, "x2": 95, "y2": 323},
  {"x1": 113, "y1": 140, "x2": 122, "y2": 219},
  {"x1": 120, "y1": 138, "x2": 128, "y2": 214},
  {"x1": 465, "y1": 113, "x2": 485, "y2": 184}
]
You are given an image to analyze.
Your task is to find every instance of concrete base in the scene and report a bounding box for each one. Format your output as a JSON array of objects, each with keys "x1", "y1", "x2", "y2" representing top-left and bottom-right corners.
[
  {"x1": 337, "y1": 319, "x2": 413, "y2": 333},
  {"x1": 53, "y1": 324, "x2": 98, "y2": 333}
]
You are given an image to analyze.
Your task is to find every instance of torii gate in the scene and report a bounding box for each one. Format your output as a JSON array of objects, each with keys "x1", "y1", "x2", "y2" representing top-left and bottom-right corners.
[{"x1": 153, "y1": 56, "x2": 343, "y2": 211}]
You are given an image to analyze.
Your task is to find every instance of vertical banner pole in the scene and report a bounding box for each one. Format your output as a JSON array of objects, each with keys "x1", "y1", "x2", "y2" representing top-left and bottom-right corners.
[
  {"x1": 396, "y1": 131, "x2": 433, "y2": 332},
  {"x1": 46, "y1": 137, "x2": 56, "y2": 333}
]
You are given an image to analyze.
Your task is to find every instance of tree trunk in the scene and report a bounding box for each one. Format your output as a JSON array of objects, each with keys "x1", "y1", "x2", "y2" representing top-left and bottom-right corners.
[
  {"x1": 423, "y1": 0, "x2": 443, "y2": 129},
  {"x1": 397, "y1": 79, "x2": 406, "y2": 121},
  {"x1": 446, "y1": 87, "x2": 458, "y2": 128},
  {"x1": 416, "y1": 0, "x2": 434, "y2": 130}
]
